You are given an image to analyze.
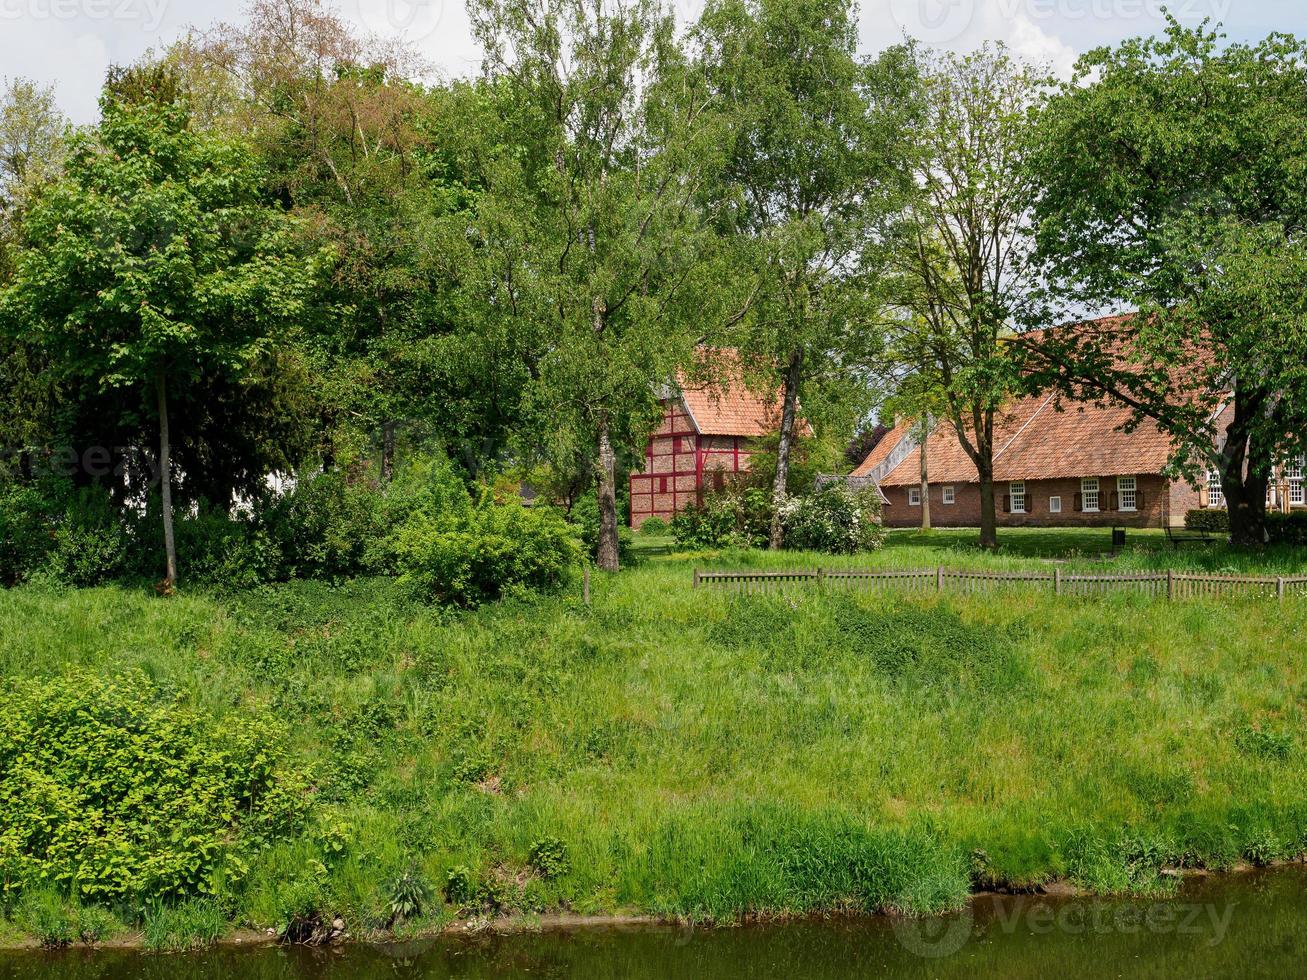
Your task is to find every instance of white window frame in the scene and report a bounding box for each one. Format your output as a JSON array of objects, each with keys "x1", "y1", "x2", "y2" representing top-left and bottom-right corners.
[
  {"x1": 1049, "y1": 495, "x2": 1062, "y2": 514},
  {"x1": 1117, "y1": 475, "x2": 1137, "y2": 512},
  {"x1": 1288, "y1": 456, "x2": 1305, "y2": 507},
  {"x1": 942, "y1": 485, "x2": 956, "y2": 505},
  {"x1": 907, "y1": 486, "x2": 922, "y2": 507},
  {"x1": 1207, "y1": 470, "x2": 1225, "y2": 508},
  {"x1": 1081, "y1": 477, "x2": 1100, "y2": 513},
  {"x1": 1009, "y1": 481, "x2": 1027, "y2": 514}
]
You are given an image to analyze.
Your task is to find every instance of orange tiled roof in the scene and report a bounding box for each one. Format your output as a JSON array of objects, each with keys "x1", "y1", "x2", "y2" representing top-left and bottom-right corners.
[
  {"x1": 676, "y1": 349, "x2": 804, "y2": 438},
  {"x1": 855, "y1": 393, "x2": 1179, "y2": 487}
]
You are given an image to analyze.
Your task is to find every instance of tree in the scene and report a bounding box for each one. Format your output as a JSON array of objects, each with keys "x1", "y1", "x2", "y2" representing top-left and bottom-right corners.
[
  {"x1": 695, "y1": 0, "x2": 915, "y2": 548},
  {"x1": 881, "y1": 360, "x2": 948, "y2": 532},
  {"x1": 0, "y1": 66, "x2": 325, "y2": 585},
  {"x1": 1027, "y1": 19, "x2": 1307, "y2": 548},
  {"x1": 0, "y1": 78, "x2": 67, "y2": 460},
  {"x1": 886, "y1": 45, "x2": 1044, "y2": 550},
  {"x1": 466, "y1": 0, "x2": 725, "y2": 570}
]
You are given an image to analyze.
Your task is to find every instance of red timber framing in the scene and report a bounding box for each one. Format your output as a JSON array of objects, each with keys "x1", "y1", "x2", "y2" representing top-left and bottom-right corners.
[{"x1": 629, "y1": 397, "x2": 754, "y2": 528}]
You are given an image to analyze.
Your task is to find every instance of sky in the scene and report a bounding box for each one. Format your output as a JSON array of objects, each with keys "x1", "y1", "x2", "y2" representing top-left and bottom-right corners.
[{"x1": 2, "y1": 0, "x2": 1305, "y2": 124}]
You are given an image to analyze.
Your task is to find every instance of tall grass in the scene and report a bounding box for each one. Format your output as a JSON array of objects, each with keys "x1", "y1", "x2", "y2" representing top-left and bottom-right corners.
[{"x1": 1, "y1": 529, "x2": 1305, "y2": 942}]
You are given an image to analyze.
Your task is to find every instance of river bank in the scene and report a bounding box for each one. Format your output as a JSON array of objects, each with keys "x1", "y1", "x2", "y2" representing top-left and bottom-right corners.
[{"x1": 2, "y1": 534, "x2": 1305, "y2": 950}]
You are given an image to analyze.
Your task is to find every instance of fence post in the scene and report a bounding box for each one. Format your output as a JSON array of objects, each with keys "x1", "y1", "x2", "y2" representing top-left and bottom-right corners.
[
  {"x1": 936, "y1": 565, "x2": 945, "y2": 593},
  {"x1": 584, "y1": 565, "x2": 591, "y2": 605},
  {"x1": 1054, "y1": 567, "x2": 1062, "y2": 595},
  {"x1": 1278, "y1": 576, "x2": 1285, "y2": 602},
  {"x1": 1167, "y1": 569, "x2": 1175, "y2": 601},
  {"x1": 693, "y1": 569, "x2": 700, "y2": 591},
  {"x1": 817, "y1": 568, "x2": 826, "y2": 589}
]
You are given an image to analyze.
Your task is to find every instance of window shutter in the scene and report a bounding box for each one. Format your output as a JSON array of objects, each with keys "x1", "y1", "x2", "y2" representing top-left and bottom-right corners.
[
  {"x1": 1137, "y1": 490, "x2": 1145, "y2": 509},
  {"x1": 1110, "y1": 491, "x2": 1119, "y2": 511},
  {"x1": 1073, "y1": 492, "x2": 1083, "y2": 512},
  {"x1": 1002, "y1": 494, "x2": 1010, "y2": 514}
]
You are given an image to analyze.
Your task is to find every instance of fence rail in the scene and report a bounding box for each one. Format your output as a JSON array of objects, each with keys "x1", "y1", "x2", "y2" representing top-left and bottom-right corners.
[{"x1": 692, "y1": 566, "x2": 1307, "y2": 602}]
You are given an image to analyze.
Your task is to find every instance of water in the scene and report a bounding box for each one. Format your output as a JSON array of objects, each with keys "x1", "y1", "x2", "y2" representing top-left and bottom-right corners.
[{"x1": 2, "y1": 870, "x2": 1303, "y2": 979}]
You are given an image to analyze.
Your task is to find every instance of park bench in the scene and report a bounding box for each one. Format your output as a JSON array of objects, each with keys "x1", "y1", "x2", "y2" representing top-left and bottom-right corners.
[{"x1": 1165, "y1": 525, "x2": 1217, "y2": 547}]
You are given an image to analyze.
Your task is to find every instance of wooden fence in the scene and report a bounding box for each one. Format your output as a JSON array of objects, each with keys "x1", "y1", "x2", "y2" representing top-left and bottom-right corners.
[{"x1": 692, "y1": 566, "x2": 1307, "y2": 602}]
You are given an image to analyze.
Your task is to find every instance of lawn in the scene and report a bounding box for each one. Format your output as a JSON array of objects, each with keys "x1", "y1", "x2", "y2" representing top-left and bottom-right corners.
[{"x1": 1, "y1": 528, "x2": 1305, "y2": 946}]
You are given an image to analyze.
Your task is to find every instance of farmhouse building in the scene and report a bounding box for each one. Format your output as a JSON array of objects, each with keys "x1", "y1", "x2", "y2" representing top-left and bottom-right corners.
[
  {"x1": 855, "y1": 393, "x2": 1305, "y2": 529},
  {"x1": 629, "y1": 352, "x2": 789, "y2": 528}
]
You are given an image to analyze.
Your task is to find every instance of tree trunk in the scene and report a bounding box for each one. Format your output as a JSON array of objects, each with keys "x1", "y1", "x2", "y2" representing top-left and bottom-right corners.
[
  {"x1": 156, "y1": 373, "x2": 178, "y2": 587},
  {"x1": 919, "y1": 415, "x2": 931, "y2": 532},
  {"x1": 769, "y1": 350, "x2": 804, "y2": 550},
  {"x1": 381, "y1": 420, "x2": 396, "y2": 484},
  {"x1": 977, "y1": 428, "x2": 997, "y2": 551},
  {"x1": 595, "y1": 419, "x2": 620, "y2": 572},
  {"x1": 1220, "y1": 391, "x2": 1269, "y2": 548}
]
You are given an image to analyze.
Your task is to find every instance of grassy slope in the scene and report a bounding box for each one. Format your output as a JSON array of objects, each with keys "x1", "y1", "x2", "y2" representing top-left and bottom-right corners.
[{"x1": 2, "y1": 528, "x2": 1305, "y2": 942}]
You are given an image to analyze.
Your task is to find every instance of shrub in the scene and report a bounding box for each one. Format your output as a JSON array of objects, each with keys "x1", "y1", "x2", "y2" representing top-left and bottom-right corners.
[
  {"x1": 46, "y1": 488, "x2": 132, "y2": 586},
  {"x1": 1185, "y1": 508, "x2": 1307, "y2": 545},
  {"x1": 527, "y1": 837, "x2": 570, "y2": 880},
  {"x1": 670, "y1": 485, "x2": 772, "y2": 549},
  {"x1": 779, "y1": 483, "x2": 885, "y2": 554},
  {"x1": 638, "y1": 516, "x2": 668, "y2": 536},
  {"x1": 262, "y1": 468, "x2": 387, "y2": 580},
  {"x1": 0, "y1": 671, "x2": 310, "y2": 904},
  {"x1": 443, "y1": 867, "x2": 475, "y2": 906},
  {"x1": 14, "y1": 888, "x2": 76, "y2": 948},
  {"x1": 386, "y1": 868, "x2": 432, "y2": 924},
  {"x1": 395, "y1": 494, "x2": 583, "y2": 606},
  {"x1": 173, "y1": 506, "x2": 281, "y2": 590},
  {"x1": 0, "y1": 484, "x2": 54, "y2": 587}
]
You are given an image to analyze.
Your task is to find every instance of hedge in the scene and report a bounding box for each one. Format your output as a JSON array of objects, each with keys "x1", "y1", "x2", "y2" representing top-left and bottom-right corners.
[{"x1": 1185, "y1": 509, "x2": 1307, "y2": 544}]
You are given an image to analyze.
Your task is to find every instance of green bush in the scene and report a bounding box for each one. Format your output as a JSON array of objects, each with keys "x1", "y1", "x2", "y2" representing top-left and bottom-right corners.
[
  {"x1": 779, "y1": 483, "x2": 885, "y2": 554},
  {"x1": 14, "y1": 887, "x2": 76, "y2": 948},
  {"x1": 638, "y1": 516, "x2": 668, "y2": 536},
  {"x1": 670, "y1": 485, "x2": 772, "y2": 549},
  {"x1": 526, "y1": 837, "x2": 570, "y2": 879},
  {"x1": 1185, "y1": 508, "x2": 1307, "y2": 544},
  {"x1": 173, "y1": 506, "x2": 282, "y2": 590},
  {"x1": 395, "y1": 494, "x2": 583, "y2": 606},
  {"x1": 0, "y1": 671, "x2": 310, "y2": 904},
  {"x1": 262, "y1": 469, "x2": 387, "y2": 580},
  {"x1": 46, "y1": 488, "x2": 133, "y2": 586},
  {"x1": 0, "y1": 484, "x2": 54, "y2": 587}
]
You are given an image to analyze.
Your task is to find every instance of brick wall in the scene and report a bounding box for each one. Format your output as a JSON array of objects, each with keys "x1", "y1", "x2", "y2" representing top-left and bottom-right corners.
[{"x1": 881, "y1": 474, "x2": 1174, "y2": 529}]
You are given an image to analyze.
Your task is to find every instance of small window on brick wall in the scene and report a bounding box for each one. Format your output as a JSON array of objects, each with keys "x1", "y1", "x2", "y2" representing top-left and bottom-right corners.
[
  {"x1": 908, "y1": 486, "x2": 922, "y2": 506},
  {"x1": 1117, "y1": 475, "x2": 1137, "y2": 511},
  {"x1": 1009, "y1": 481, "x2": 1026, "y2": 513},
  {"x1": 1081, "y1": 477, "x2": 1100, "y2": 512},
  {"x1": 942, "y1": 486, "x2": 956, "y2": 505},
  {"x1": 1049, "y1": 495, "x2": 1062, "y2": 514}
]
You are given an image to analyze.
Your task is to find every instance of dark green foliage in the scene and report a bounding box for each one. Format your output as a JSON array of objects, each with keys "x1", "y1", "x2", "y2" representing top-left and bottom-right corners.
[
  {"x1": 443, "y1": 867, "x2": 475, "y2": 906},
  {"x1": 262, "y1": 470, "x2": 387, "y2": 581},
  {"x1": 1186, "y1": 509, "x2": 1307, "y2": 545},
  {"x1": 1185, "y1": 509, "x2": 1229, "y2": 533},
  {"x1": 386, "y1": 868, "x2": 432, "y2": 924},
  {"x1": 0, "y1": 484, "x2": 52, "y2": 586},
  {"x1": 0, "y1": 671, "x2": 310, "y2": 904},
  {"x1": 527, "y1": 837, "x2": 570, "y2": 880},
  {"x1": 395, "y1": 496, "x2": 583, "y2": 607}
]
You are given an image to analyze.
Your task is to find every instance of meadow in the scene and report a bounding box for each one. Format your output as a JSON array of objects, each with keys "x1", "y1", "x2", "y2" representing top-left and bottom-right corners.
[{"x1": 1, "y1": 527, "x2": 1305, "y2": 948}]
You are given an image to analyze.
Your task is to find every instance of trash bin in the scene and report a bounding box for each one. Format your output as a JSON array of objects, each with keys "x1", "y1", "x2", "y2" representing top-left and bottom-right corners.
[{"x1": 1111, "y1": 527, "x2": 1126, "y2": 552}]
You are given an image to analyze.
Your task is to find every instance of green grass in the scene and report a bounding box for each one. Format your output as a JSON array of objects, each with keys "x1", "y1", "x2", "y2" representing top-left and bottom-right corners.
[{"x1": 2, "y1": 528, "x2": 1306, "y2": 943}]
